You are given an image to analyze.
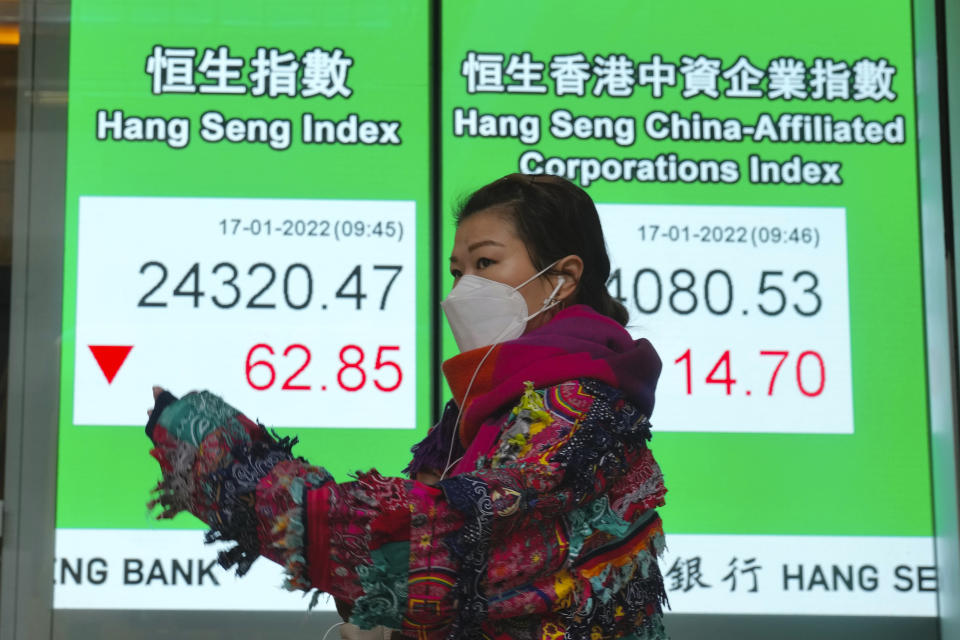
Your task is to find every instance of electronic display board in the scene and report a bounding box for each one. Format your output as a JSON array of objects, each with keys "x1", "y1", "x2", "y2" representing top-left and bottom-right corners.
[
  {"x1": 441, "y1": 0, "x2": 937, "y2": 616},
  {"x1": 54, "y1": 0, "x2": 432, "y2": 609},
  {"x1": 45, "y1": 0, "x2": 941, "y2": 620}
]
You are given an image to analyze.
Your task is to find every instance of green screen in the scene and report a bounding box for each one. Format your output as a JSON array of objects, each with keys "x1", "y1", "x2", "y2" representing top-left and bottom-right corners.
[
  {"x1": 442, "y1": 0, "x2": 928, "y2": 537},
  {"x1": 56, "y1": 0, "x2": 432, "y2": 532}
]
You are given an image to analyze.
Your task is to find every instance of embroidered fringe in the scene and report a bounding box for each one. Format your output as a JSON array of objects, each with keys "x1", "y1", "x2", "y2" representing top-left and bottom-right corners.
[
  {"x1": 148, "y1": 424, "x2": 328, "y2": 582},
  {"x1": 553, "y1": 379, "x2": 655, "y2": 505},
  {"x1": 270, "y1": 466, "x2": 332, "y2": 598},
  {"x1": 563, "y1": 529, "x2": 669, "y2": 640},
  {"x1": 403, "y1": 400, "x2": 463, "y2": 478},
  {"x1": 148, "y1": 440, "x2": 199, "y2": 520}
]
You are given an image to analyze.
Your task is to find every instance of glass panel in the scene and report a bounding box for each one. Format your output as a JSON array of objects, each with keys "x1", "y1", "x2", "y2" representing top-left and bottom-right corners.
[
  {"x1": 441, "y1": 0, "x2": 937, "y2": 617},
  {"x1": 54, "y1": 0, "x2": 432, "y2": 612}
]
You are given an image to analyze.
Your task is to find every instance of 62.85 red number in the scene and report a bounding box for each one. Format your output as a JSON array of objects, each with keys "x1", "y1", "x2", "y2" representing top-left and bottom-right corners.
[{"x1": 245, "y1": 343, "x2": 402, "y2": 393}]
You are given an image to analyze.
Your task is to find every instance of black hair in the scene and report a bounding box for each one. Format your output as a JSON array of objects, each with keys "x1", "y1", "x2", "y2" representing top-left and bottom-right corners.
[{"x1": 456, "y1": 173, "x2": 629, "y2": 326}]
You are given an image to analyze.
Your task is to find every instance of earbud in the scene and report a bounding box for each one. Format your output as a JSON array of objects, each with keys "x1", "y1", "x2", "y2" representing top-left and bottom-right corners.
[{"x1": 545, "y1": 276, "x2": 565, "y2": 305}]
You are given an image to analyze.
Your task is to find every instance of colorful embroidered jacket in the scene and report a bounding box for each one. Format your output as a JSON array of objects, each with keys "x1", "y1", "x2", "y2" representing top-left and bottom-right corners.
[{"x1": 145, "y1": 305, "x2": 668, "y2": 640}]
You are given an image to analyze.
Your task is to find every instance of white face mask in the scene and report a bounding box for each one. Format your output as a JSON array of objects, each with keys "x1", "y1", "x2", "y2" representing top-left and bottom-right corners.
[{"x1": 441, "y1": 262, "x2": 565, "y2": 352}]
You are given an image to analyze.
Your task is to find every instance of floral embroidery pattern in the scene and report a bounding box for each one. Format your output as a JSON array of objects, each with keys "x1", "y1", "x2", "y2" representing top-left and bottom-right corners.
[{"x1": 147, "y1": 380, "x2": 668, "y2": 640}]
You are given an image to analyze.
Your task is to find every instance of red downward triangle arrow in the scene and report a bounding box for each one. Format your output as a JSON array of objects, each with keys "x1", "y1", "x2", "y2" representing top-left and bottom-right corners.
[{"x1": 89, "y1": 345, "x2": 133, "y2": 384}]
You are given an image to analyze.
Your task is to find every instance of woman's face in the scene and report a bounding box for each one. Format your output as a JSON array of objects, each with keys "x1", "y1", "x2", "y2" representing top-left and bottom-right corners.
[{"x1": 449, "y1": 206, "x2": 560, "y2": 332}]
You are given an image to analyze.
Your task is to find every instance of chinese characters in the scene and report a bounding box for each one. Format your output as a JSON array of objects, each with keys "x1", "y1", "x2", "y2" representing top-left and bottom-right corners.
[
  {"x1": 461, "y1": 51, "x2": 897, "y2": 102},
  {"x1": 146, "y1": 45, "x2": 354, "y2": 98}
]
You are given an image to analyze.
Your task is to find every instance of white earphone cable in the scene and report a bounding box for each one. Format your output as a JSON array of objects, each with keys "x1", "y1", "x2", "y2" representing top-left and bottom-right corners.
[
  {"x1": 440, "y1": 339, "x2": 497, "y2": 480},
  {"x1": 439, "y1": 276, "x2": 565, "y2": 480},
  {"x1": 321, "y1": 621, "x2": 346, "y2": 640}
]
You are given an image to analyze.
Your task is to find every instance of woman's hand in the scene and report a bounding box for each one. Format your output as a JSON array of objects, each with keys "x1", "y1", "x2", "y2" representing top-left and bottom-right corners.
[
  {"x1": 145, "y1": 386, "x2": 179, "y2": 444},
  {"x1": 146, "y1": 385, "x2": 163, "y2": 417},
  {"x1": 142, "y1": 385, "x2": 331, "y2": 585}
]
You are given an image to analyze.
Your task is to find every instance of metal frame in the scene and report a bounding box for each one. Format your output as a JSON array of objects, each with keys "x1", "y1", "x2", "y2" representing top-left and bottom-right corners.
[
  {"x1": 1, "y1": 0, "x2": 957, "y2": 639},
  {"x1": 937, "y1": 0, "x2": 960, "y2": 637},
  {"x1": 1, "y1": 0, "x2": 65, "y2": 638}
]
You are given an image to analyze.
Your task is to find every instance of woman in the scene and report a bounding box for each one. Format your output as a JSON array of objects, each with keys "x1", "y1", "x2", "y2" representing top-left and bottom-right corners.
[{"x1": 145, "y1": 174, "x2": 668, "y2": 640}]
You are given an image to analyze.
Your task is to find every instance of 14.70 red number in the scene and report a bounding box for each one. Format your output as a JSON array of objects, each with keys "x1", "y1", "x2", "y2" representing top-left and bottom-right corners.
[{"x1": 674, "y1": 348, "x2": 825, "y2": 397}]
